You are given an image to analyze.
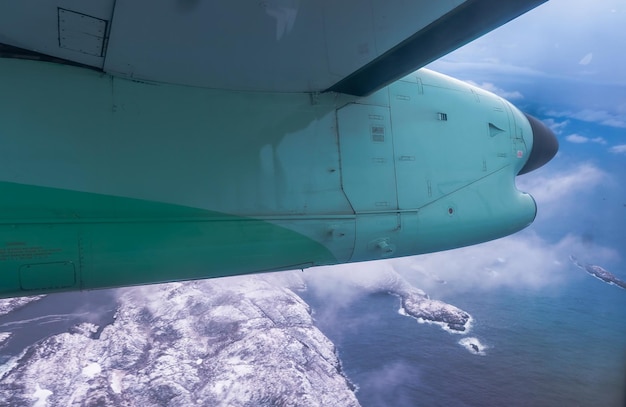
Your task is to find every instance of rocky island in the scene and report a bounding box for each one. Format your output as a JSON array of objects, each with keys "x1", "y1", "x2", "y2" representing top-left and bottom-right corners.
[
  {"x1": 398, "y1": 291, "x2": 471, "y2": 333},
  {"x1": 571, "y1": 256, "x2": 626, "y2": 290},
  {"x1": 304, "y1": 267, "x2": 473, "y2": 333},
  {"x1": 458, "y1": 337, "x2": 487, "y2": 355}
]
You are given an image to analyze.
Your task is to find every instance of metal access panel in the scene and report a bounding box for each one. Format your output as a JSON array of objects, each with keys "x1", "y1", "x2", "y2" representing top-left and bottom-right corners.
[
  {"x1": 0, "y1": 2, "x2": 114, "y2": 68},
  {"x1": 388, "y1": 78, "x2": 432, "y2": 210},
  {"x1": 337, "y1": 103, "x2": 398, "y2": 212},
  {"x1": 58, "y1": 8, "x2": 108, "y2": 57},
  {"x1": 0, "y1": 223, "x2": 81, "y2": 295},
  {"x1": 20, "y1": 262, "x2": 76, "y2": 291}
]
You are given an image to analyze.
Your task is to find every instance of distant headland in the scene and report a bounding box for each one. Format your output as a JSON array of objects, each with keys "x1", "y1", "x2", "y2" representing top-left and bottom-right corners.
[{"x1": 570, "y1": 256, "x2": 626, "y2": 290}]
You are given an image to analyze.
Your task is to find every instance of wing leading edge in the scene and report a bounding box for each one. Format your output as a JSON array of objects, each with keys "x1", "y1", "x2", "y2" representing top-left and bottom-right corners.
[
  {"x1": 0, "y1": 0, "x2": 547, "y2": 95},
  {"x1": 326, "y1": 0, "x2": 548, "y2": 96}
]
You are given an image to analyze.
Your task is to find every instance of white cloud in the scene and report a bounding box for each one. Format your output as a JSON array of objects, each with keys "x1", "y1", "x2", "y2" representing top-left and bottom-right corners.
[
  {"x1": 299, "y1": 161, "x2": 620, "y2": 301},
  {"x1": 391, "y1": 233, "x2": 620, "y2": 295},
  {"x1": 564, "y1": 134, "x2": 607, "y2": 144},
  {"x1": 438, "y1": 0, "x2": 626, "y2": 85},
  {"x1": 565, "y1": 134, "x2": 589, "y2": 143},
  {"x1": 547, "y1": 109, "x2": 626, "y2": 128},
  {"x1": 543, "y1": 118, "x2": 570, "y2": 135},
  {"x1": 516, "y1": 163, "x2": 608, "y2": 209},
  {"x1": 591, "y1": 137, "x2": 607, "y2": 145},
  {"x1": 304, "y1": 260, "x2": 405, "y2": 306},
  {"x1": 355, "y1": 360, "x2": 422, "y2": 406},
  {"x1": 516, "y1": 162, "x2": 613, "y2": 225},
  {"x1": 609, "y1": 144, "x2": 626, "y2": 154},
  {"x1": 305, "y1": 232, "x2": 619, "y2": 299},
  {"x1": 579, "y1": 52, "x2": 593, "y2": 65}
]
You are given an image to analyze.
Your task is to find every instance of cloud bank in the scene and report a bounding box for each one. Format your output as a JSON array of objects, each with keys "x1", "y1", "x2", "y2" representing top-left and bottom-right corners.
[
  {"x1": 389, "y1": 233, "x2": 619, "y2": 296},
  {"x1": 565, "y1": 134, "x2": 606, "y2": 144},
  {"x1": 516, "y1": 163, "x2": 609, "y2": 210},
  {"x1": 609, "y1": 144, "x2": 626, "y2": 154},
  {"x1": 547, "y1": 109, "x2": 626, "y2": 128}
]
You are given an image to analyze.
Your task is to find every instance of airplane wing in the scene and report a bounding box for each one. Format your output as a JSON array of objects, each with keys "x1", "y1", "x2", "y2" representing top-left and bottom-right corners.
[{"x1": 0, "y1": 0, "x2": 546, "y2": 96}]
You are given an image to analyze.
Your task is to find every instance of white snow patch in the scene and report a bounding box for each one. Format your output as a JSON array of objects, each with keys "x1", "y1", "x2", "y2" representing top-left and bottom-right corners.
[
  {"x1": 223, "y1": 355, "x2": 254, "y2": 376},
  {"x1": 231, "y1": 363, "x2": 253, "y2": 376},
  {"x1": 32, "y1": 383, "x2": 53, "y2": 407},
  {"x1": 110, "y1": 370, "x2": 124, "y2": 394},
  {"x1": 211, "y1": 304, "x2": 248, "y2": 321},
  {"x1": 81, "y1": 323, "x2": 99, "y2": 334},
  {"x1": 0, "y1": 295, "x2": 45, "y2": 317},
  {"x1": 212, "y1": 380, "x2": 230, "y2": 396},
  {"x1": 82, "y1": 362, "x2": 101, "y2": 379},
  {"x1": 0, "y1": 331, "x2": 10, "y2": 346}
]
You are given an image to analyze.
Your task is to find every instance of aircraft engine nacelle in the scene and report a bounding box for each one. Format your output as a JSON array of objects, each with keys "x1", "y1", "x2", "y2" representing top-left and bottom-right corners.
[
  {"x1": 333, "y1": 69, "x2": 557, "y2": 262},
  {"x1": 0, "y1": 59, "x2": 556, "y2": 298}
]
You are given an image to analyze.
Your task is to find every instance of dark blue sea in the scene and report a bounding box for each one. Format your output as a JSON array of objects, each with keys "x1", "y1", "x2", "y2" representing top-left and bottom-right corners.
[
  {"x1": 0, "y1": 290, "x2": 117, "y2": 364},
  {"x1": 302, "y1": 270, "x2": 626, "y2": 407}
]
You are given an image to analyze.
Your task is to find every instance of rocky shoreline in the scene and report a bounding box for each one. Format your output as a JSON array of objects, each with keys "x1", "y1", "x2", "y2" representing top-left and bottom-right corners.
[
  {"x1": 398, "y1": 290, "x2": 471, "y2": 333},
  {"x1": 571, "y1": 256, "x2": 626, "y2": 290}
]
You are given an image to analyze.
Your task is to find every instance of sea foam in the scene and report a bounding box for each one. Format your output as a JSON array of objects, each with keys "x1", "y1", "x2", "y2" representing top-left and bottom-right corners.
[{"x1": 458, "y1": 337, "x2": 487, "y2": 355}]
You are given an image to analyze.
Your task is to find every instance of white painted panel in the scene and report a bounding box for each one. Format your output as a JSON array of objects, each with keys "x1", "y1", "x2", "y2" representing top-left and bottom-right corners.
[
  {"x1": 103, "y1": 0, "x2": 468, "y2": 91},
  {"x1": 323, "y1": 0, "x2": 377, "y2": 78},
  {"x1": 370, "y1": 0, "x2": 465, "y2": 53},
  {"x1": 324, "y1": 0, "x2": 465, "y2": 79},
  {"x1": 104, "y1": 0, "x2": 330, "y2": 91}
]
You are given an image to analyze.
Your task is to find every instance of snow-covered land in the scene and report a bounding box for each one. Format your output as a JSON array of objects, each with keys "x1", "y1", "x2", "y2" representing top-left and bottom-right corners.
[
  {"x1": 0, "y1": 295, "x2": 45, "y2": 317},
  {"x1": 0, "y1": 332, "x2": 10, "y2": 349},
  {"x1": 0, "y1": 275, "x2": 359, "y2": 406}
]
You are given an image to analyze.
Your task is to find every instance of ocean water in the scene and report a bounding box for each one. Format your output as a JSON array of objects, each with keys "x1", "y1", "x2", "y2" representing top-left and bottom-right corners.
[
  {"x1": 302, "y1": 274, "x2": 626, "y2": 407},
  {"x1": 0, "y1": 290, "x2": 116, "y2": 364}
]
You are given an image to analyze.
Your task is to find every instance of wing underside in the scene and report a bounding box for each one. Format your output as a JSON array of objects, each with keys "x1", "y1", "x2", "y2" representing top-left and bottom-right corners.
[{"x1": 0, "y1": 0, "x2": 546, "y2": 95}]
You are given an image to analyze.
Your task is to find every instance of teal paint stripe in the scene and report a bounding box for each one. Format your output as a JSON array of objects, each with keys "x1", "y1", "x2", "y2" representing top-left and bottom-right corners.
[{"x1": 0, "y1": 182, "x2": 337, "y2": 298}]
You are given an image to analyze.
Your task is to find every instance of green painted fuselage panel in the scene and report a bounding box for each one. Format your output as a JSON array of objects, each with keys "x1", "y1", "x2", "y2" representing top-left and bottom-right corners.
[
  {"x1": 0, "y1": 59, "x2": 537, "y2": 298},
  {"x1": 0, "y1": 182, "x2": 337, "y2": 296}
]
